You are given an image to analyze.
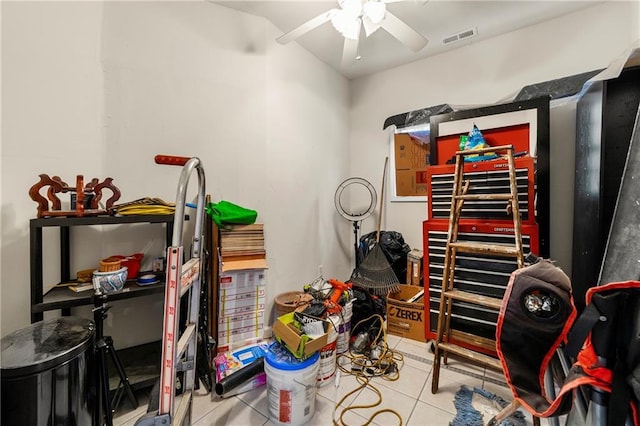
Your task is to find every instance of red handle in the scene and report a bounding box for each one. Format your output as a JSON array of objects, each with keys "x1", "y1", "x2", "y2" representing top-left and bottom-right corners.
[
  {"x1": 154, "y1": 155, "x2": 191, "y2": 166},
  {"x1": 328, "y1": 278, "x2": 351, "y2": 288}
]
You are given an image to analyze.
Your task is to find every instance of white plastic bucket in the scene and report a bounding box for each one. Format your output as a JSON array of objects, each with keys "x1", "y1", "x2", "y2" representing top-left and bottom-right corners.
[
  {"x1": 265, "y1": 344, "x2": 320, "y2": 425},
  {"x1": 316, "y1": 317, "x2": 338, "y2": 387},
  {"x1": 336, "y1": 301, "x2": 353, "y2": 354}
]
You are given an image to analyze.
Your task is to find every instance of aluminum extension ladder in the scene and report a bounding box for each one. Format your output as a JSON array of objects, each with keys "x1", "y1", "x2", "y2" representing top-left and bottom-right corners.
[
  {"x1": 430, "y1": 145, "x2": 524, "y2": 394},
  {"x1": 136, "y1": 155, "x2": 206, "y2": 426}
]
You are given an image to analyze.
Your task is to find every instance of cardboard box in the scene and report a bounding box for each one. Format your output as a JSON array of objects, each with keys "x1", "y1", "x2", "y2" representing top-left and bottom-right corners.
[
  {"x1": 219, "y1": 267, "x2": 267, "y2": 289},
  {"x1": 219, "y1": 284, "x2": 266, "y2": 297},
  {"x1": 394, "y1": 133, "x2": 430, "y2": 197},
  {"x1": 395, "y1": 169, "x2": 429, "y2": 196},
  {"x1": 272, "y1": 312, "x2": 329, "y2": 359},
  {"x1": 406, "y1": 249, "x2": 424, "y2": 286},
  {"x1": 219, "y1": 310, "x2": 265, "y2": 331},
  {"x1": 394, "y1": 133, "x2": 430, "y2": 169},
  {"x1": 218, "y1": 323, "x2": 265, "y2": 346},
  {"x1": 218, "y1": 308, "x2": 265, "y2": 347},
  {"x1": 219, "y1": 287, "x2": 266, "y2": 315},
  {"x1": 218, "y1": 302, "x2": 266, "y2": 317},
  {"x1": 386, "y1": 285, "x2": 425, "y2": 342}
]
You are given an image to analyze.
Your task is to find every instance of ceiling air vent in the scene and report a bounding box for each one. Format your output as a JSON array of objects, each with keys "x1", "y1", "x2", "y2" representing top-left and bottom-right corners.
[{"x1": 442, "y1": 27, "x2": 478, "y2": 45}]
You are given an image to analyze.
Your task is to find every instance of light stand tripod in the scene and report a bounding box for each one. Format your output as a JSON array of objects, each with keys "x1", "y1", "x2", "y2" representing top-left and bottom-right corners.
[
  {"x1": 334, "y1": 177, "x2": 377, "y2": 270},
  {"x1": 93, "y1": 290, "x2": 138, "y2": 426}
]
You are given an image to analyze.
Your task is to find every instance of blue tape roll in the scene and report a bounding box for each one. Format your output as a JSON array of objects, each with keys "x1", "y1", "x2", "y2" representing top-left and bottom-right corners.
[{"x1": 137, "y1": 274, "x2": 159, "y2": 285}]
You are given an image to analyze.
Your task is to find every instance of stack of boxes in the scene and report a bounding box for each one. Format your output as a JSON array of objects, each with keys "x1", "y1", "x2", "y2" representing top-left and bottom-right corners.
[{"x1": 217, "y1": 224, "x2": 268, "y2": 354}]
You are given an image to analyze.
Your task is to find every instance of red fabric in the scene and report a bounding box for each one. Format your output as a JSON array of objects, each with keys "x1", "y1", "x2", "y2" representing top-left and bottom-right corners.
[
  {"x1": 575, "y1": 341, "x2": 613, "y2": 389},
  {"x1": 631, "y1": 402, "x2": 639, "y2": 426},
  {"x1": 585, "y1": 281, "x2": 640, "y2": 302}
]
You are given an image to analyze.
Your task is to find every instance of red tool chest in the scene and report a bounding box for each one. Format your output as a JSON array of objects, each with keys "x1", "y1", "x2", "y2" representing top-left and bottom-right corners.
[
  {"x1": 427, "y1": 156, "x2": 536, "y2": 224},
  {"x1": 422, "y1": 220, "x2": 539, "y2": 354}
]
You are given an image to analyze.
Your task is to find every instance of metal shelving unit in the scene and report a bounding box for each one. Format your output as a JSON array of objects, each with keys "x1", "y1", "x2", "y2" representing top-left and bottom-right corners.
[{"x1": 29, "y1": 214, "x2": 174, "y2": 323}]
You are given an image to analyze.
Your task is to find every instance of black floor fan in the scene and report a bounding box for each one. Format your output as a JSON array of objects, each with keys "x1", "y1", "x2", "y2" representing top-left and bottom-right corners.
[{"x1": 334, "y1": 177, "x2": 377, "y2": 269}]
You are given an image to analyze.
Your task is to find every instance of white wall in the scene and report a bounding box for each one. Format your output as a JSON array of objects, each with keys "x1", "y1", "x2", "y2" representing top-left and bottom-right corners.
[
  {"x1": 1, "y1": 1, "x2": 106, "y2": 334},
  {"x1": 0, "y1": 1, "x2": 351, "y2": 344},
  {"x1": 264, "y1": 24, "x2": 352, "y2": 303},
  {"x1": 350, "y1": 1, "x2": 640, "y2": 273}
]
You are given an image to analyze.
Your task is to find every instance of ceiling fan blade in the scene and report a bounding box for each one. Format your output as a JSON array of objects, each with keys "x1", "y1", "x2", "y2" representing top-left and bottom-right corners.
[
  {"x1": 380, "y1": 10, "x2": 428, "y2": 52},
  {"x1": 276, "y1": 11, "x2": 334, "y2": 45},
  {"x1": 341, "y1": 36, "x2": 359, "y2": 67},
  {"x1": 362, "y1": 16, "x2": 382, "y2": 37}
]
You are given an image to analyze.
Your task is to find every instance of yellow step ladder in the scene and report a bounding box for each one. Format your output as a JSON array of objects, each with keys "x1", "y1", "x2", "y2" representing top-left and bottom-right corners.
[{"x1": 431, "y1": 145, "x2": 524, "y2": 394}]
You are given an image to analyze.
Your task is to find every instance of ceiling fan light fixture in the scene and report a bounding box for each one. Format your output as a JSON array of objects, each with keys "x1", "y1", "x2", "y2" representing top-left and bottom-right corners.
[
  {"x1": 331, "y1": 10, "x2": 362, "y2": 40},
  {"x1": 339, "y1": 0, "x2": 363, "y2": 16},
  {"x1": 363, "y1": 1, "x2": 386, "y2": 24}
]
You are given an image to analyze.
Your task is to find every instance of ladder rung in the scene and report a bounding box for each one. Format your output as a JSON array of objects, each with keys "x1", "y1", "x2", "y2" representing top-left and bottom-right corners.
[
  {"x1": 173, "y1": 392, "x2": 193, "y2": 425},
  {"x1": 445, "y1": 290, "x2": 503, "y2": 310},
  {"x1": 438, "y1": 342, "x2": 502, "y2": 371},
  {"x1": 457, "y1": 145, "x2": 513, "y2": 157},
  {"x1": 179, "y1": 258, "x2": 200, "y2": 296},
  {"x1": 449, "y1": 330, "x2": 497, "y2": 353},
  {"x1": 454, "y1": 194, "x2": 513, "y2": 201},
  {"x1": 449, "y1": 241, "x2": 520, "y2": 257},
  {"x1": 176, "y1": 323, "x2": 197, "y2": 359}
]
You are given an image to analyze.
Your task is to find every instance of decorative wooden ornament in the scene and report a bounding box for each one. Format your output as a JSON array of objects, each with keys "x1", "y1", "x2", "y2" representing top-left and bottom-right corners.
[{"x1": 29, "y1": 174, "x2": 121, "y2": 218}]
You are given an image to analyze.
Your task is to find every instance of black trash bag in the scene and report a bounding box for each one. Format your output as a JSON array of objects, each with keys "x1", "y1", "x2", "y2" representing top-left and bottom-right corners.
[
  {"x1": 357, "y1": 231, "x2": 411, "y2": 283},
  {"x1": 350, "y1": 284, "x2": 386, "y2": 336}
]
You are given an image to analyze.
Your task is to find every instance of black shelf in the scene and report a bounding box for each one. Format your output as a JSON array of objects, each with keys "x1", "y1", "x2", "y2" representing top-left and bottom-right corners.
[
  {"x1": 30, "y1": 214, "x2": 175, "y2": 323},
  {"x1": 30, "y1": 214, "x2": 177, "y2": 228},
  {"x1": 33, "y1": 280, "x2": 166, "y2": 314}
]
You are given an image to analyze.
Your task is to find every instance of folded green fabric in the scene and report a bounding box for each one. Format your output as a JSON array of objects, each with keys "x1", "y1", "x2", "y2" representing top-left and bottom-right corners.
[{"x1": 205, "y1": 200, "x2": 257, "y2": 227}]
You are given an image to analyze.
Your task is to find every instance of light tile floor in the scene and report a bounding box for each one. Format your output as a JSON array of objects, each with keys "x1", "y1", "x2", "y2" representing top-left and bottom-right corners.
[{"x1": 114, "y1": 336, "x2": 559, "y2": 426}]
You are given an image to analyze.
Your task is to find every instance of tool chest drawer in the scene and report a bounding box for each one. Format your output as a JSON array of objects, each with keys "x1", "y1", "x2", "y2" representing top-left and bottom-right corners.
[{"x1": 427, "y1": 156, "x2": 535, "y2": 223}]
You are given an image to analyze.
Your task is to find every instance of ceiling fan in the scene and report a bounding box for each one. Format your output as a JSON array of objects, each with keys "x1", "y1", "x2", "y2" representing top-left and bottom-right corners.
[{"x1": 276, "y1": 0, "x2": 429, "y2": 67}]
